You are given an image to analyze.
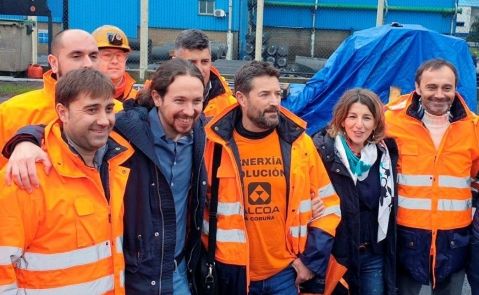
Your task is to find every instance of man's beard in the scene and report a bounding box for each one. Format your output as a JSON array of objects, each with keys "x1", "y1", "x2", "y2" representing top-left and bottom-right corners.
[{"x1": 250, "y1": 106, "x2": 279, "y2": 130}]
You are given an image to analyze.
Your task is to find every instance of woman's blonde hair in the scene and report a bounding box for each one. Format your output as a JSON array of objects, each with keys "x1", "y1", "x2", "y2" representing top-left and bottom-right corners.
[{"x1": 327, "y1": 88, "x2": 385, "y2": 143}]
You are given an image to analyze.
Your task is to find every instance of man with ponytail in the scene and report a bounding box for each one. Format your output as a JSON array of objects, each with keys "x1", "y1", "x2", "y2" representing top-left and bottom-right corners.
[{"x1": 1, "y1": 59, "x2": 208, "y2": 295}]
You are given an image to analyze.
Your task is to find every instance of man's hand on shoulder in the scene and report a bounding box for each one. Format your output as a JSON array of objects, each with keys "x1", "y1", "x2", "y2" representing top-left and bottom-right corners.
[{"x1": 4, "y1": 141, "x2": 51, "y2": 193}]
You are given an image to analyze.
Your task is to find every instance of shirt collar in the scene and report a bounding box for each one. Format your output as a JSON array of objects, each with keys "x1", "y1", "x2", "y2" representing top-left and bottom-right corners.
[
  {"x1": 204, "y1": 80, "x2": 212, "y2": 99},
  {"x1": 63, "y1": 132, "x2": 108, "y2": 170}
]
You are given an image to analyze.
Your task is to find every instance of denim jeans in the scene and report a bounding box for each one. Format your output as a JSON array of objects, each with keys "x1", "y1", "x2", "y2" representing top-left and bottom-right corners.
[
  {"x1": 249, "y1": 265, "x2": 298, "y2": 295},
  {"x1": 359, "y1": 249, "x2": 384, "y2": 295}
]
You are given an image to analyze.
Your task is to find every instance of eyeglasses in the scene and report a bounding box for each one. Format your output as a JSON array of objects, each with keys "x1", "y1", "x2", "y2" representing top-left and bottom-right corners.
[{"x1": 99, "y1": 51, "x2": 128, "y2": 63}]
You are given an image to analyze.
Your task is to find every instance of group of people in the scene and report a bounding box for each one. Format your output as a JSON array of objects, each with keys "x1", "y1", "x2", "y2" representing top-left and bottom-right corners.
[{"x1": 0, "y1": 24, "x2": 477, "y2": 295}]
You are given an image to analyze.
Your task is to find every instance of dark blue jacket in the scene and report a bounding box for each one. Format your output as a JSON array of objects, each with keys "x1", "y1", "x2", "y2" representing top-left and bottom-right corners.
[
  {"x1": 312, "y1": 130, "x2": 398, "y2": 295},
  {"x1": 115, "y1": 100, "x2": 207, "y2": 295}
]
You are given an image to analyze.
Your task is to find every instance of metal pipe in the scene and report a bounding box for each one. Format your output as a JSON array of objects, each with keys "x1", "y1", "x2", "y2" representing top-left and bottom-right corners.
[
  {"x1": 376, "y1": 0, "x2": 384, "y2": 26},
  {"x1": 255, "y1": 0, "x2": 264, "y2": 61},
  {"x1": 226, "y1": 0, "x2": 233, "y2": 60},
  {"x1": 62, "y1": 0, "x2": 68, "y2": 30},
  {"x1": 47, "y1": 10, "x2": 52, "y2": 54},
  {"x1": 310, "y1": 0, "x2": 318, "y2": 57},
  {"x1": 139, "y1": 0, "x2": 148, "y2": 81},
  {"x1": 264, "y1": 1, "x2": 457, "y2": 14}
]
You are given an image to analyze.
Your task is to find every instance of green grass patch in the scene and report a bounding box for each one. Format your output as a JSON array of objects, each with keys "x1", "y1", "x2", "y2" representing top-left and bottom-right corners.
[{"x1": 0, "y1": 82, "x2": 42, "y2": 98}]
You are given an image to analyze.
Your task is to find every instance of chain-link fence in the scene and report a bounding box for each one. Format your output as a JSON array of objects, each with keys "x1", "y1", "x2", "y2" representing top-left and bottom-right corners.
[{"x1": 241, "y1": 26, "x2": 350, "y2": 77}]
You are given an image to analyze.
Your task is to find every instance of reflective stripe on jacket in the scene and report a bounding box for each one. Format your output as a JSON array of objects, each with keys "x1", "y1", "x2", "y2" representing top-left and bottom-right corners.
[
  {"x1": 385, "y1": 91, "x2": 479, "y2": 284},
  {"x1": 0, "y1": 120, "x2": 133, "y2": 294},
  {"x1": 201, "y1": 103, "x2": 340, "y2": 290},
  {"x1": 0, "y1": 70, "x2": 124, "y2": 167}
]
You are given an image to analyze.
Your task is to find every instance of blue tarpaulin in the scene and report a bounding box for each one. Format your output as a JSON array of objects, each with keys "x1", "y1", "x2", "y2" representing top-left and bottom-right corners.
[{"x1": 282, "y1": 24, "x2": 477, "y2": 135}]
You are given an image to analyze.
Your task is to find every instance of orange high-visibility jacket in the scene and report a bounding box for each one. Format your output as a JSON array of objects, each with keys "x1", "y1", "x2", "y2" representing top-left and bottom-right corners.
[
  {"x1": 116, "y1": 72, "x2": 137, "y2": 101},
  {"x1": 385, "y1": 91, "x2": 479, "y2": 284},
  {"x1": 201, "y1": 104, "x2": 341, "y2": 288},
  {"x1": 0, "y1": 120, "x2": 133, "y2": 294},
  {"x1": 202, "y1": 66, "x2": 237, "y2": 119},
  {"x1": 0, "y1": 70, "x2": 124, "y2": 166}
]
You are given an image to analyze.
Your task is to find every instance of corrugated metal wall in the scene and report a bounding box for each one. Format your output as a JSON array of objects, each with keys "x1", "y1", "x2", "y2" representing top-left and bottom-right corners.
[
  {"x1": 0, "y1": 0, "x2": 459, "y2": 59},
  {"x1": 1, "y1": 0, "x2": 456, "y2": 35},
  {"x1": 262, "y1": 0, "x2": 456, "y2": 33},
  {"x1": 69, "y1": 0, "x2": 138, "y2": 37},
  {"x1": 149, "y1": 0, "x2": 239, "y2": 31},
  {"x1": 67, "y1": 0, "x2": 242, "y2": 38}
]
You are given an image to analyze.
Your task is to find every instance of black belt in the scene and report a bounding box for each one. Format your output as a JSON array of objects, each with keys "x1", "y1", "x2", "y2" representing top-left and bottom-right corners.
[{"x1": 174, "y1": 249, "x2": 185, "y2": 271}]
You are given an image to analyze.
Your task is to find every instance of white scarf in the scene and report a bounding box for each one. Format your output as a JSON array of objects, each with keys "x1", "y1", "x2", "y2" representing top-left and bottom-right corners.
[{"x1": 334, "y1": 135, "x2": 394, "y2": 242}]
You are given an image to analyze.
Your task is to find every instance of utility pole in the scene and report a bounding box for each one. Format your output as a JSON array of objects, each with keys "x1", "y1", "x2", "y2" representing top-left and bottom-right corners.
[
  {"x1": 62, "y1": 0, "x2": 68, "y2": 29},
  {"x1": 226, "y1": 0, "x2": 233, "y2": 60},
  {"x1": 28, "y1": 16, "x2": 38, "y2": 64},
  {"x1": 139, "y1": 0, "x2": 149, "y2": 81},
  {"x1": 376, "y1": 0, "x2": 385, "y2": 26},
  {"x1": 310, "y1": 0, "x2": 319, "y2": 57},
  {"x1": 254, "y1": 0, "x2": 264, "y2": 61}
]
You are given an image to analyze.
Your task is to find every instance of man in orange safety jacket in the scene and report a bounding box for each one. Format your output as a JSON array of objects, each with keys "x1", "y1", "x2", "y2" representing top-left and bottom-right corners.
[
  {"x1": 0, "y1": 29, "x2": 105, "y2": 167},
  {"x1": 201, "y1": 61, "x2": 340, "y2": 294},
  {"x1": 173, "y1": 29, "x2": 236, "y2": 119},
  {"x1": 0, "y1": 68, "x2": 133, "y2": 294},
  {"x1": 385, "y1": 59, "x2": 479, "y2": 294}
]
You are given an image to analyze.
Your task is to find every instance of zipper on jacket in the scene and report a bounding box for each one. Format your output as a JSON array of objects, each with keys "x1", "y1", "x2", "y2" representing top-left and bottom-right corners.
[
  {"x1": 154, "y1": 167, "x2": 165, "y2": 293},
  {"x1": 194, "y1": 140, "x2": 206, "y2": 231},
  {"x1": 417, "y1": 115, "x2": 459, "y2": 286},
  {"x1": 193, "y1": 153, "x2": 205, "y2": 230},
  {"x1": 188, "y1": 140, "x2": 206, "y2": 273},
  {"x1": 187, "y1": 241, "x2": 199, "y2": 275},
  {"x1": 137, "y1": 234, "x2": 142, "y2": 260}
]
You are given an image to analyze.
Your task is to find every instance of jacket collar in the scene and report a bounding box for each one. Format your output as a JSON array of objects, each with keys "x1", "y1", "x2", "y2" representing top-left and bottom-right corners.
[
  {"x1": 121, "y1": 72, "x2": 137, "y2": 100},
  {"x1": 114, "y1": 101, "x2": 160, "y2": 167},
  {"x1": 45, "y1": 120, "x2": 132, "y2": 178},
  {"x1": 313, "y1": 129, "x2": 335, "y2": 163},
  {"x1": 205, "y1": 66, "x2": 228, "y2": 104},
  {"x1": 115, "y1": 100, "x2": 206, "y2": 168},
  {"x1": 43, "y1": 69, "x2": 57, "y2": 99},
  {"x1": 313, "y1": 129, "x2": 357, "y2": 178}
]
